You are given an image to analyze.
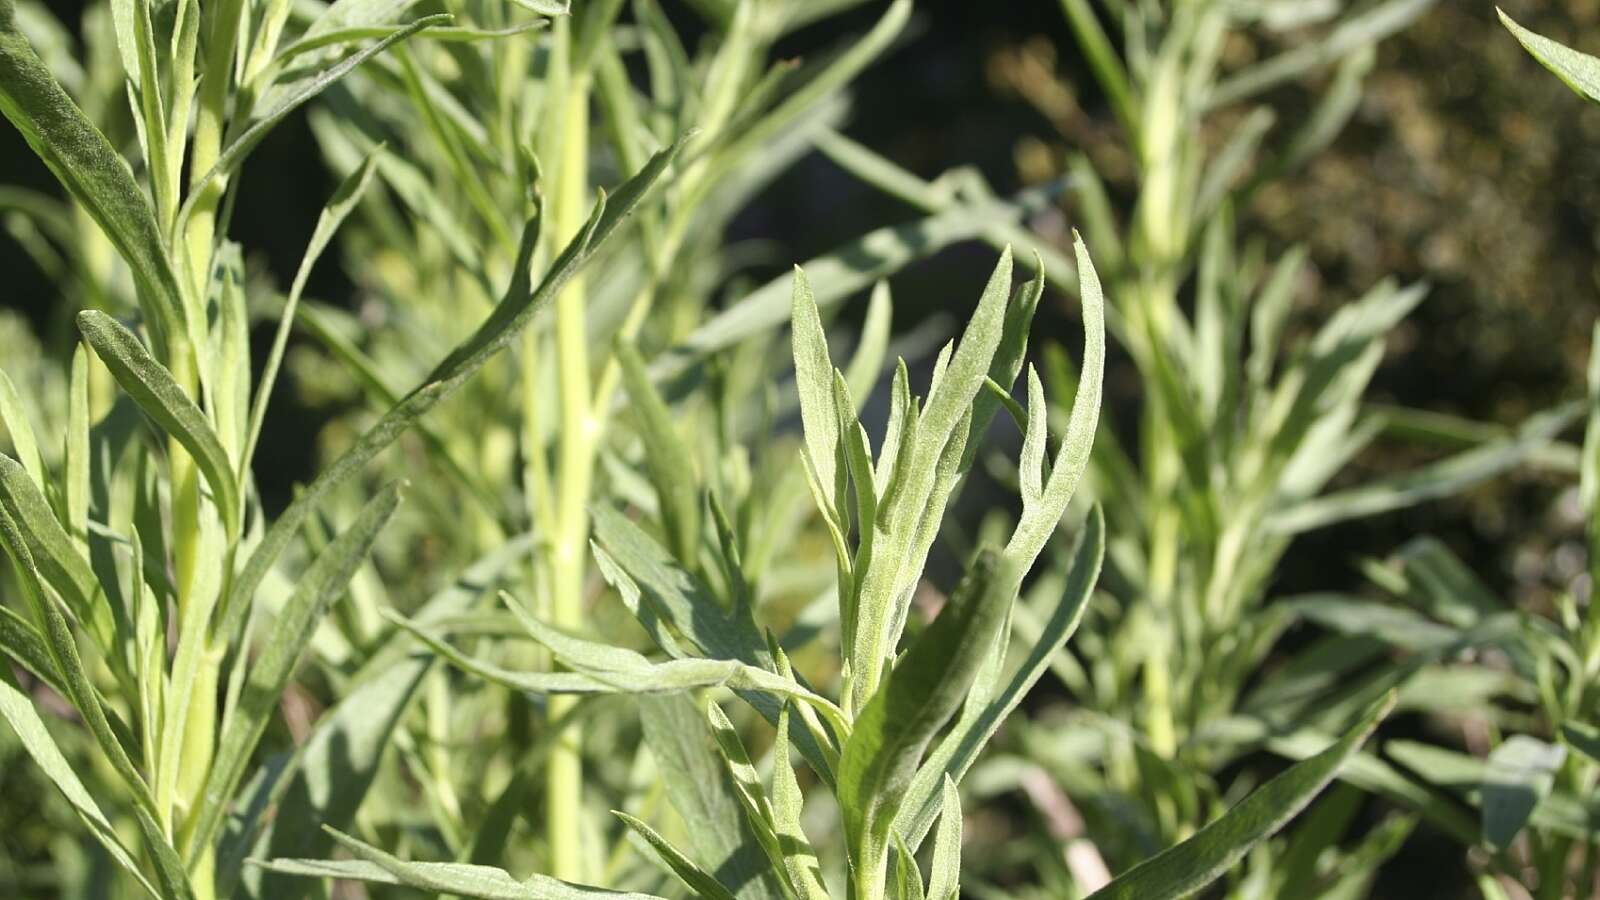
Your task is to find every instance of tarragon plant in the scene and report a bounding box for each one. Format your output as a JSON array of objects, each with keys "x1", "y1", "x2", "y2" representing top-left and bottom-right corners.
[
  {"x1": 925, "y1": 1, "x2": 1580, "y2": 895},
  {"x1": 0, "y1": 0, "x2": 690, "y2": 896},
  {"x1": 1237, "y1": 13, "x2": 1600, "y2": 899},
  {"x1": 251, "y1": 231, "x2": 1396, "y2": 900},
  {"x1": 252, "y1": 0, "x2": 1085, "y2": 889}
]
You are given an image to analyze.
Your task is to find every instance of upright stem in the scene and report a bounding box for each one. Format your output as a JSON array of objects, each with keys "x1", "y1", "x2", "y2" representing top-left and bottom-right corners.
[
  {"x1": 172, "y1": 6, "x2": 242, "y2": 896},
  {"x1": 183, "y1": 0, "x2": 244, "y2": 302},
  {"x1": 166, "y1": 337, "x2": 220, "y2": 900},
  {"x1": 545, "y1": 62, "x2": 593, "y2": 885}
]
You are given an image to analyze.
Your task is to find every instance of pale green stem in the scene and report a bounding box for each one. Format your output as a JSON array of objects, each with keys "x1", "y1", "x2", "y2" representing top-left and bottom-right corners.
[
  {"x1": 545, "y1": 69, "x2": 593, "y2": 886},
  {"x1": 183, "y1": 0, "x2": 244, "y2": 304}
]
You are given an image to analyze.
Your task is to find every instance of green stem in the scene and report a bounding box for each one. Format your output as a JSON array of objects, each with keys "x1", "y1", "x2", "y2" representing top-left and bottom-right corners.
[
  {"x1": 182, "y1": 0, "x2": 244, "y2": 305},
  {"x1": 545, "y1": 66, "x2": 593, "y2": 886}
]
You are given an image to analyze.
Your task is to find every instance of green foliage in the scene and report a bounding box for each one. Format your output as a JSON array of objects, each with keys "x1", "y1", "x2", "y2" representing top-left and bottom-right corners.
[{"x1": 0, "y1": 1, "x2": 1595, "y2": 899}]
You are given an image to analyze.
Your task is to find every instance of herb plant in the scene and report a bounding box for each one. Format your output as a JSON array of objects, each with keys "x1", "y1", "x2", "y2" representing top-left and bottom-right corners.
[
  {"x1": 0, "y1": 1, "x2": 1591, "y2": 899},
  {"x1": 930, "y1": 1, "x2": 1577, "y2": 894},
  {"x1": 260, "y1": 236, "x2": 1395, "y2": 900}
]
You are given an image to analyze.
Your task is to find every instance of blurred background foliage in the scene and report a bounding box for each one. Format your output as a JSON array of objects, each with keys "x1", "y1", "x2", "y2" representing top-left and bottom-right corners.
[{"x1": 3, "y1": 0, "x2": 1599, "y2": 896}]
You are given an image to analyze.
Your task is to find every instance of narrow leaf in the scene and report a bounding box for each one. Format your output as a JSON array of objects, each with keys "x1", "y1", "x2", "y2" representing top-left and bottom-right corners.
[
  {"x1": 189, "y1": 482, "x2": 404, "y2": 858},
  {"x1": 259, "y1": 827, "x2": 667, "y2": 899},
  {"x1": 1499, "y1": 9, "x2": 1600, "y2": 104},
  {"x1": 1085, "y1": 692, "x2": 1395, "y2": 900},
  {"x1": 78, "y1": 310, "x2": 242, "y2": 537}
]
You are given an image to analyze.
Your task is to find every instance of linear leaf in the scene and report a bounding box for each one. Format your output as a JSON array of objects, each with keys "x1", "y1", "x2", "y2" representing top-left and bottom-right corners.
[
  {"x1": 0, "y1": 666, "x2": 159, "y2": 898},
  {"x1": 1499, "y1": 9, "x2": 1600, "y2": 104},
  {"x1": 1266, "y1": 402, "x2": 1578, "y2": 534},
  {"x1": 839, "y1": 549, "x2": 1017, "y2": 891},
  {"x1": 1086, "y1": 693, "x2": 1395, "y2": 900},
  {"x1": 0, "y1": 368, "x2": 43, "y2": 490},
  {"x1": 640, "y1": 694, "x2": 785, "y2": 900},
  {"x1": 221, "y1": 134, "x2": 688, "y2": 642},
  {"x1": 925, "y1": 777, "x2": 961, "y2": 900},
  {"x1": 0, "y1": 454, "x2": 110, "y2": 649},
  {"x1": 243, "y1": 145, "x2": 384, "y2": 475},
  {"x1": 0, "y1": 0, "x2": 184, "y2": 336},
  {"x1": 1209, "y1": 0, "x2": 1436, "y2": 108},
  {"x1": 234, "y1": 659, "x2": 429, "y2": 899},
  {"x1": 258, "y1": 827, "x2": 667, "y2": 899},
  {"x1": 616, "y1": 337, "x2": 701, "y2": 566},
  {"x1": 508, "y1": 603, "x2": 846, "y2": 729},
  {"x1": 78, "y1": 310, "x2": 242, "y2": 536},
  {"x1": 896, "y1": 508, "x2": 1104, "y2": 848},
  {"x1": 189, "y1": 482, "x2": 403, "y2": 859},
  {"x1": 771, "y1": 704, "x2": 828, "y2": 900},
  {"x1": 616, "y1": 812, "x2": 739, "y2": 900},
  {"x1": 791, "y1": 266, "x2": 841, "y2": 506},
  {"x1": 180, "y1": 15, "x2": 450, "y2": 223}
]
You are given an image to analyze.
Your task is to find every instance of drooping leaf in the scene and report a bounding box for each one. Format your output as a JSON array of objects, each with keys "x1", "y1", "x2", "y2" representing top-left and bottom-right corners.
[
  {"x1": 78, "y1": 310, "x2": 242, "y2": 536},
  {"x1": 221, "y1": 134, "x2": 689, "y2": 643},
  {"x1": 259, "y1": 827, "x2": 668, "y2": 899},
  {"x1": 0, "y1": 0, "x2": 185, "y2": 337}
]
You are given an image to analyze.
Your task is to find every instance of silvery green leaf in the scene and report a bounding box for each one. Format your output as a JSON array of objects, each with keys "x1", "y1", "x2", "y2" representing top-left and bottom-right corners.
[
  {"x1": 78, "y1": 310, "x2": 242, "y2": 537},
  {"x1": 188, "y1": 482, "x2": 404, "y2": 858},
  {"x1": 640, "y1": 694, "x2": 785, "y2": 900},
  {"x1": 244, "y1": 144, "x2": 383, "y2": 475},
  {"x1": 792, "y1": 266, "x2": 842, "y2": 506},
  {"x1": 925, "y1": 778, "x2": 962, "y2": 900},
  {"x1": 1209, "y1": 0, "x2": 1435, "y2": 108},
  {"x1": 233, "y1": 659, "x2": 429, "y2": 900},
  {"x1": 1086, "y1": 693, "x2": 1394, "y2": 900},
  {"x1": 617, "y1": 336, "x2": 702, "y2": 567},
  {"x1": 63, "y1": 345, "x2": 87, "y2": 551},
  {"x1": 181, "y1": 14, "x2": 450, "y2": 217},
  {"x1": 0, "y1": 0, "x2": 185, "y2": 338},
  {"x1": 895, "y1": 508, "x2": 1104, "y2": 848},
  {"x1": 844, "y1": 280, "x2": 893, "y2": 402},
  {"x1": 1499, "y1": 9, "x2": 1600, "y2": 104},
  {"x1": 839, "y1": 549, "x2": 1017, "y2": 896},
  {"x1": 0, "y1": 368, "x2": 43, "y2": 490},
  {"x1": 0, "y1": 453, "x2": 114, "y2": 657},
  {"x1": 223, "y1": 134, "x2": 689, "y2": 644},
  {"x1": 616, "y1": 812, "x2": 740, "y2": 900},
  {"x1": 260, "y1": 827, "x2": 667, "y2": 899},
  {"x1": 771, "y1": 704, "x2": 829, "y2": 900},
  {"x1": 0, "y1": 503, "x2": 159, "y2": 818},
  {"x1": 0, "y1": 665, "x2": 159, "y2": 898}
]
